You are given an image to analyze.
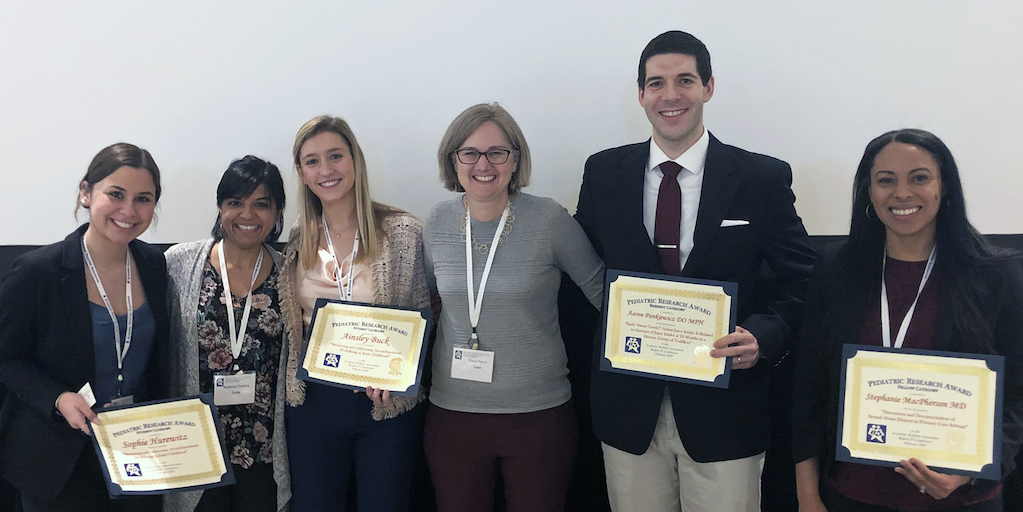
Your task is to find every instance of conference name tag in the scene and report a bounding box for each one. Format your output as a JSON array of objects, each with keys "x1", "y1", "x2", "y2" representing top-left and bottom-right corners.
[
  {"x1": 450, "y1": 347, "x2": 494, "y2": 383},
  {"x1": 213, "y1": 372, "x2": 256, "y2": 406}
]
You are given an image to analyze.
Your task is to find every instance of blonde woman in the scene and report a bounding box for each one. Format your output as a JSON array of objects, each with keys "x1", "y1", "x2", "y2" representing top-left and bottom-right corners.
[{"x1": 280, "y1": 116, "x2": 429, "y2": 512}]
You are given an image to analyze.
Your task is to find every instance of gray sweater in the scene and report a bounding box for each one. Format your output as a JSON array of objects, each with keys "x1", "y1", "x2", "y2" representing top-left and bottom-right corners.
[
  {"x1": 423, "y1": 193, "x2": 604, "y2": 414},
  {"x1": 163, "y1": 239, "x2": 290, "y2": 512}
]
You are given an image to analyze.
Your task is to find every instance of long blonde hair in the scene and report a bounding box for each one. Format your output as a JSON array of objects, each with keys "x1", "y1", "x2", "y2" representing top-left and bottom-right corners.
[{"x1": 292, "y1": 115, "x2": 399, "y2": 269}]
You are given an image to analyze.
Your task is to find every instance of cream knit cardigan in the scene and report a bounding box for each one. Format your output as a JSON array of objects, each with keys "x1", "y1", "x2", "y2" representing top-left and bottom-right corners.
[{"x1": 279, "y1": 212, "x2": 431, "y2": 419}]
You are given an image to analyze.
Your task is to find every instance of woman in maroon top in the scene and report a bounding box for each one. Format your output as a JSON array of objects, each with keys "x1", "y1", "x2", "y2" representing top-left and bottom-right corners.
[{"x1": 792, "y1": 129, "x2": 1023, "y2": 512}]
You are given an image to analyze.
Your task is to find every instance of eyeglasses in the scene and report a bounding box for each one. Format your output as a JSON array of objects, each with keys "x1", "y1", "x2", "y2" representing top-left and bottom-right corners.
[{"x1": 454, "y1": 148, "x2": 515, "y2": 165}]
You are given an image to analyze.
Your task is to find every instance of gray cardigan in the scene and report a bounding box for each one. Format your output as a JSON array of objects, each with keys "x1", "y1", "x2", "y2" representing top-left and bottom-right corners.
[{"x1": 163, "y1": 239, "x2": 291, "y2": 512}]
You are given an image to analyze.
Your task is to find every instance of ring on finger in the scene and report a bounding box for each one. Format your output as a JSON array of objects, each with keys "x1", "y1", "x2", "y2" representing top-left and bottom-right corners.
[{"x1": 918, "y1": 485, "x2": 926, "y2": 494}]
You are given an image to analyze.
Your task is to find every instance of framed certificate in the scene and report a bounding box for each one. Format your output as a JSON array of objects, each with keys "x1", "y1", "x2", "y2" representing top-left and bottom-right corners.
[
  {"x1": 837, "y1": 345, "x2": 1004, "y2": 479},
  {"x1": 88, "y1": 394, "x2": 234, "y2": 497},
  {"x1": 296, "y1": 298, "x2": 432, "y2": 396},
  {"x1": 600, "y1": 270, "x2": 737, "y2": 388}
]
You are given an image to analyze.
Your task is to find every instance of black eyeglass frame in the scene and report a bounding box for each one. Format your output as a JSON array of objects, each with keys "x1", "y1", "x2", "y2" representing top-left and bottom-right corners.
[{"x1": 453, "y1": 148, "x2": 518, "y2": 165}]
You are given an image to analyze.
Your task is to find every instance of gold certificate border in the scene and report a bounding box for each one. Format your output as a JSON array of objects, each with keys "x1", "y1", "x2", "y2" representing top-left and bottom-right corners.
[
  {"x1": 304, "y1": 302, "x2": 426, "y2": 389},
  {"x1": 845, "y1": 353, "x2": 995, "y2": 467},
  {"x1": 605, "y1": 276, "x2": 730, "y2": 380},
  {"x1": 93, "y1": 398, "x2": 225, "y2": 489}
]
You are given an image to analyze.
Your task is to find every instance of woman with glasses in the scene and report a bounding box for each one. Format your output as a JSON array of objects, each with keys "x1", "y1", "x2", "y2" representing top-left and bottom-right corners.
[
  {"x1": 423, "y1": 103, "x2": 605, "y2": 512},
  {"x1": 164, "y1": 156, "x2": 290, "y2": 512},
  {"x1": 280, "y1": 115, "x2": 429, "y2": 512},
  {"x1": 0, "y1": 143, "x2": 168, "y2": 511},
  {"x1": 792, "y1": 129, "x2": 1023, "y2": 512}
]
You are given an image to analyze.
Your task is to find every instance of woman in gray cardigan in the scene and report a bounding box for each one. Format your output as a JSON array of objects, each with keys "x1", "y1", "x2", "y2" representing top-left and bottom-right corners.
[{"x1": 164, "y1": 156, "x2": 290, "y2": 512}]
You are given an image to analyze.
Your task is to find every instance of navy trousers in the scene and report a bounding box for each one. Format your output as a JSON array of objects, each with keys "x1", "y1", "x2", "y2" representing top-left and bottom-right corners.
[{"x1": 286, "y1": 383, "x2": 425, "y2": 512}]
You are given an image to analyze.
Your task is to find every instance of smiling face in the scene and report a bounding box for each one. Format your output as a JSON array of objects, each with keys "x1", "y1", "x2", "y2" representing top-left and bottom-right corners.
[
  {"x1": 639, "y1": 53, "x2": 714, "y2": 158},
  {"x1": 455, "y1": 121, "x2": 517, "y2": 204},
  {"x1": 80, "y1": 166, "x2": 157, "y2": 246},
  {"x1": 218, "y1": 184, "x2": 278, "y2": 251},
  {"x1": 869, "y1": 142, "x2": 944, "y2": 255},
  {"x1": 298, "y1": 131, "x2": 356, "y2": 208}
]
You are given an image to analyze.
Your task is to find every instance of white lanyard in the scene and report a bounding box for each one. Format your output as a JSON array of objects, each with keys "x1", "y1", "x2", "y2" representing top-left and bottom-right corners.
[
  {"x1": 465, "y1": 203, "x2": 510, "y2": 350},
  {"x1": 217, "y1": 240, "x2": 264, "y2": 365},
  {"x1": 81, "y1": 236, "x2": 133, "y2": 388},
  {"x1": 322, "y1": 217, "x2": 359, "y2": 301},
  {"x1": 880, "y1": 246, "x2": 936, "y2": 349}
]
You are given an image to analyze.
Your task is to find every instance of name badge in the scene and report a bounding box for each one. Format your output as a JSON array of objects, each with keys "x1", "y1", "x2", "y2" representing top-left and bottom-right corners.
[
  {"x1": 78, "y1": 382, "x2": 97, "y2": 408},
  {"x1": 450, "y1": 347, "x2": 494, "y2": 383},
  {"x1": 213, "y1": 372, "x2": 256, "y2": 406},
  {"x1": 110, "y1": 395, "x2": 134, "y2": 406}
]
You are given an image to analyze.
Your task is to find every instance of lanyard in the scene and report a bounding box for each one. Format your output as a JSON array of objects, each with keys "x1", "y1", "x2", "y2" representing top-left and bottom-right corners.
[
  {"x1": 81, "y1": 236, "x2": 133, "y2": 390},
  {"x1": 880, "y1": 246, "x2": 936, "y2": 349},
  {"x1": 217, "y1": 240, "x2": 264, "y2": 367},
  {"x1": 465, "y1": 203, "x2": 510, "y2": 350},
  {"x1": 322, "y1": 217, "x2": 359, "y2": 301}
]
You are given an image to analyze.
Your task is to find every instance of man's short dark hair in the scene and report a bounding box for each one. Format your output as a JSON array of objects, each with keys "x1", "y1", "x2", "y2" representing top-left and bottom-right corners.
[{"x1": 638, "y1": 30, "x2": 712, "y2": 88}]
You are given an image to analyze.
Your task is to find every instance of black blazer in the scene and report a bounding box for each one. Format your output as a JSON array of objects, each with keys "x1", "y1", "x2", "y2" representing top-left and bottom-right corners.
[
  {"x1": 791, "y1": 242, "x2": 1023, "y2": 480},
  {"x1": 0, "y1": 224, "x2": 169, "y2": 500},
  {"x1": 576, "y1": 135, "x2": 816, "y2": 461}
]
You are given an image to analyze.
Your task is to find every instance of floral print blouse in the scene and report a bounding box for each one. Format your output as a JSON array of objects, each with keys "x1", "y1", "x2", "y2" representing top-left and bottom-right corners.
[{"x1": 197, "y1": 260, "x2": 283, "y2": 468}]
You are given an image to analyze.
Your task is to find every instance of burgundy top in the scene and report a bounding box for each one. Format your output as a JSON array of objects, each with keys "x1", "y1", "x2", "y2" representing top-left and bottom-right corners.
[{"x1": 826, "y1": 257, "x2": 1000, "y2": 510}]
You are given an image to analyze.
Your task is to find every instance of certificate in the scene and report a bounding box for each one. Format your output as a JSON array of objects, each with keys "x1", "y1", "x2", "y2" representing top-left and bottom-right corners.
[
  {"x1": 88, "y1": 394, "x2": 234, "y2": 496},
  {"x1": 297, "y1": 298, "x2": 431, "y2": 396},
  {"x1": 600, "y1": 270, "x2": 737, "y2": 388},
  {"x1": 837, "y1": 345, "x2": 1003, "y2": 479}
]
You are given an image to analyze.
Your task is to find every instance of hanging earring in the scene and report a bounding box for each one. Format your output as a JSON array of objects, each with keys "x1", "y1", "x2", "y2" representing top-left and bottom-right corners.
[
  {"x1": 865, "y1": 204, "x2": 875, "y2": 220},
  {"x1": 213, "y1": 213, "x2": 225, "y2": 240}
]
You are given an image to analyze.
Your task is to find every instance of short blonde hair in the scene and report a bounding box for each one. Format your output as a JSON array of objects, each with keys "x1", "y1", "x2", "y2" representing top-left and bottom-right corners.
[
  {"x1": 292, "y1": 115, "x2": 398, "y2": 269},
  {"x1": 437, "y1": 103, "x2": 531, "y2": 196}
]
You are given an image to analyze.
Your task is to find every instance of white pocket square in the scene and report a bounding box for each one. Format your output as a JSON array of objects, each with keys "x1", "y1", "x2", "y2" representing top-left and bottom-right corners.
[{"x1": 719, "y1": 219, "x2": 750, "y2": 227}]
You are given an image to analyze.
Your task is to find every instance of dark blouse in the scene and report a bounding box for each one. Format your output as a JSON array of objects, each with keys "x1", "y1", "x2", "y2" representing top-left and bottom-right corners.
[
  {"x1": 90, "y1": 301, "x2": 155, "y2": 405},
  {"x1": 827, "y1": 258, "x2": 999, "y2": 511},
  {"x1": 197, "y1": 261, "x2": 283, "y2": 468}
]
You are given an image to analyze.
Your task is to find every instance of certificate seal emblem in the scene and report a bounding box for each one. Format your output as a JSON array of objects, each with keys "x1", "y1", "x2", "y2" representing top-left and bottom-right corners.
[
  {"x1": 389, "y1": 357, "x2": 404, "y2": 376},
  {"x1": 946, "y1": 429, "x2": 966, "y2": 451},
  {"x1": 693, "y1": 345, "x2": 711, "y2": 366}
]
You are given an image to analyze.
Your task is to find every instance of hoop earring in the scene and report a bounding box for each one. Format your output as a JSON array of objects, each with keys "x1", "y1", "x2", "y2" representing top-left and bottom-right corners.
[
  {"x1": 274, "y1": 215, "x2": 284, "y2": 235},
  {"x1": 865, "y1": 204, "x2": 875, "y2": 220}
]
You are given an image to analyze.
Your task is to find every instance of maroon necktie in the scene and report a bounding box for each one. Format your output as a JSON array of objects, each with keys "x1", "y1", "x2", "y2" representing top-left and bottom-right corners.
[{"x1": 654, "y1": 161, "x2": 682, "y2": 275}]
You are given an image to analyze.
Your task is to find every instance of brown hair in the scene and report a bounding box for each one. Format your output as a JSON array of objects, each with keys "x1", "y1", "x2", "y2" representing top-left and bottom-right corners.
[
  {"x1": 76, "y1": 142, "x2": 161, "y2": 217},
  {"x1": 437, "y1": 103, "x2": 531, "y2": 196}
]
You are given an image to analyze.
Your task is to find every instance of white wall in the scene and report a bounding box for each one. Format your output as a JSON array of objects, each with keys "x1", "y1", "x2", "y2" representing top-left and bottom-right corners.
[{"x1": 2, "y1": 0, "x2": 1021, "y2": 244}]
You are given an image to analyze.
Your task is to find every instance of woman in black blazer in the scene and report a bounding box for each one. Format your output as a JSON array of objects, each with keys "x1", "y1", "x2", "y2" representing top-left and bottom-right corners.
[
  {"x1": 792, "y1": 129, "x2": 1023, "y2": 512},
  {"x1": 0, "y1": 143, "x2": 170, "y2": 512}
]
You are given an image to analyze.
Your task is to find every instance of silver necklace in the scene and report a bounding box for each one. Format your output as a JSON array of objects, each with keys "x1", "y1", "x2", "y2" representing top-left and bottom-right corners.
[{"x1": 460, "y1": 198, "x2": 515, "y2": 253}]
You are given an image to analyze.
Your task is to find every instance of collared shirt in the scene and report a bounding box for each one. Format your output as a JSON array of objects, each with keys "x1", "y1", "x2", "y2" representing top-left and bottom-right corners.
[{"x1": 643, "y1": 128, "x2": 710, "y2": 272}]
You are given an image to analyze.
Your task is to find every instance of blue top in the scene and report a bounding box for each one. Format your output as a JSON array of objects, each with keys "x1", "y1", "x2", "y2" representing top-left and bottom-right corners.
[{"x1": 90, "y1": 301, "x2": 156, "y2": 404}]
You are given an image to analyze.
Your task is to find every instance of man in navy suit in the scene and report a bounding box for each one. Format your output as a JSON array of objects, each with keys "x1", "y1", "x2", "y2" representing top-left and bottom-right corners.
[{"x1": 575, "y1": 30, "x2": 816, "y2": 512}]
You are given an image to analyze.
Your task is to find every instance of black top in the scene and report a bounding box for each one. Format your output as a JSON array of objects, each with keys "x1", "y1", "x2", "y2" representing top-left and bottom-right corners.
[{"x1": 0, "y1": 224, "x2": 169, "y2": 500}]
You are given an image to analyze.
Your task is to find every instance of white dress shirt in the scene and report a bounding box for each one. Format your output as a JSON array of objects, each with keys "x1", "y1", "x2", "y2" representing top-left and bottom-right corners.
[{"x1": 643, "y1": 128, "x2": 710, "y2": 272}]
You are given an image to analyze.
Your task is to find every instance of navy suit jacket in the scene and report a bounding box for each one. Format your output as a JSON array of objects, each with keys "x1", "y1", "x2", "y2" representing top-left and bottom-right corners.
[
  {"x1": 0, "y1": 224, "x2": 169, "y2": 500},
  {"x1": 576, "y1": 134, "x2": 816, "y2": 462}
]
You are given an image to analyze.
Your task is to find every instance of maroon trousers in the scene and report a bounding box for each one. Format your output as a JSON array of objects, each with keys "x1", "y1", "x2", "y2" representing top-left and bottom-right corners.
[{"x1": 424, "y1": 401, "x2": 577, "y2": 512}]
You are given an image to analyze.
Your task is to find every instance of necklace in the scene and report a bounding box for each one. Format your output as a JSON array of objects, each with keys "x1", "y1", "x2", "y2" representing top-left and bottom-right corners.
[{"x1": 460, "y1": 198, "x2": 515, "y2": 253}]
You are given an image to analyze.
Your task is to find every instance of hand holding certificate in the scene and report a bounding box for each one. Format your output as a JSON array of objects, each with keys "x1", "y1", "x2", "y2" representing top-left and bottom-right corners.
[
  {"x1": 88, "y1": 395, "x2": 234, "y2": 497},
  {"x1": 600, "y1": 270, "x2": 738, "y2": 388},
  {"x1": 297, "y1": 298, "x2": 431, "y2": 395},
  {"x1": 837, "y1": 345, "x2": 1004, "y2": 479}
]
